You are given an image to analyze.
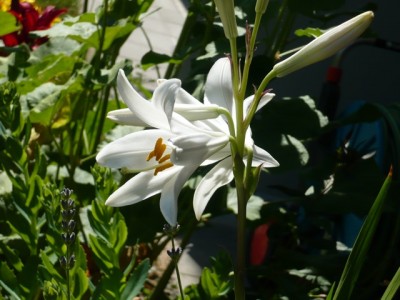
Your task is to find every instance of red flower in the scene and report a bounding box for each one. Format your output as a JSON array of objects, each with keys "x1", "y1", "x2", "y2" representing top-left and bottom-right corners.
[{"x1": 1, "y1": 0, "x2": 67, "y2": 48}]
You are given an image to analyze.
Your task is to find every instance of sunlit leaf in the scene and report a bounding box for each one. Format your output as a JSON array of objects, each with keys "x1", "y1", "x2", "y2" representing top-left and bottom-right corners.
[
  {"x1": 0, "y1": 12, "x2": 21, "y2": 36},
  {"x1": 295, "y1": 27, "x2": 324, "y2": 38}
]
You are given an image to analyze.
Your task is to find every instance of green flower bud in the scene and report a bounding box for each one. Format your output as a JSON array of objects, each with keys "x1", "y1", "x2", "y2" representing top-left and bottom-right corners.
[
  {"x1": 214, "y1": 0, "x2": 238, "y2": 39},
  {"x1": 255, "y1": 0, "x2": 269, "y2": 14},
  {"x1": 273, "y1": 11, "x2": 374, "y2": 77}
]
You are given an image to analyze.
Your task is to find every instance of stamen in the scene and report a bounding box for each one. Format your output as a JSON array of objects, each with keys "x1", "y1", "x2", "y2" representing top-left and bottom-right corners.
[
  {"x1": 159, "y1": 154, "x2": 170, "y2": 164},
  {"x1": 155, "y1": 143, "x2": 167, "y2": 161},
  {"x1": 146, "y1": 150, "x2": 155, "y2": 161},
  {"x1": 154, "y1": 162, "x2": 174, "y2": 175},
  {"x1": 146, "y1": 138, "x2": 174, "y2": 175},
  {"x1": 146, "y1": 138, "x2": 165, "y2": 161}
]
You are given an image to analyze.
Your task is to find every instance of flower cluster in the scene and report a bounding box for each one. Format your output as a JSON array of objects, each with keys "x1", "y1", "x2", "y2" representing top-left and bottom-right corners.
[
  {"x1": 60, "y1": 187, "x2": 76, "y2": 270},
  {"x1": 0, "y1": 0, "x2": 66, "y2": 49},
  {"x1": 96, "y1": 58, "x2": 279, "y2": 226}
]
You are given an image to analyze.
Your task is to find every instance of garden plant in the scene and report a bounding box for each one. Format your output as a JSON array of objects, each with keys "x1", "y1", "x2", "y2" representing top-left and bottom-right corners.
[{"x1": 0, "y1": 0, "x2": 399, "y2": 299}]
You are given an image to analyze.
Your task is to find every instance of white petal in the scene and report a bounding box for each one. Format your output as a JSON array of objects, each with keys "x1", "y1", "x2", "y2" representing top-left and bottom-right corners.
[
  {"x1": 96, "y1": 129, "x2": 175, "y2": 170},
  {"x1": 193, "y1": 157, "x2": 234, "y2": 220},
  {"x1": 152, "y1": 79, "x2": 181, "y2": 126},
  {"x1": 243, "y1": 92, "x2": 275, "y2": 117},
  {"x1": 160, "y1": 164, "x2": 198, "y2": 226},
  {"x1": 252, "y1": 145, "x2": 279, "y2": 168},
  {"x1": 105, "y1": 166, "x2": 182, "y2": 207},
  {"x1": 117, "y1": 69, "x2": 170, "y2": 130},
  {"x1": 174, "y1": 103, "x2": 221, "y2": 121},
  {"x1": 170, "y1": 133, "x2": 229, "y2": 165},
  {"x1": 107, "y1": 108, "x2": 147, "y2": 126},
  {"x1": 176, "y1": 87, "x2": 202, "y2": 105},
  {"x1": 204, "y1": 58, "x2": 234, "y2": 113}
]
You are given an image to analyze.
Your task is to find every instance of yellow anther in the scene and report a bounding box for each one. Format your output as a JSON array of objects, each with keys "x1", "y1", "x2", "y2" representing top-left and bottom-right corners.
[
  {"x1": 147, "y1": 138, "x2": 166, "y2": 161},
  {"x1": 155, "y1": 143, "x2": 167, "y2": 161},
  {"x1": 154, "y1": 162, "x2": 174, "y2": 175},
  {"x1": 158, "y1": 154, "x2": 170, "y2": 164},
  {"x1": 146, "y1": 150, "x2": 155, "y2": 161},
  {"x1": 147, "y1": 138, "x2": 174, "y2": 175}
]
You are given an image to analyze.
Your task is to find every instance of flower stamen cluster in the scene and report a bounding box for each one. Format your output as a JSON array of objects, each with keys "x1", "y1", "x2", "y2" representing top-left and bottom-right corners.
[{"x1": 146, "y1": 137, "x2": 174, "y2": 175}]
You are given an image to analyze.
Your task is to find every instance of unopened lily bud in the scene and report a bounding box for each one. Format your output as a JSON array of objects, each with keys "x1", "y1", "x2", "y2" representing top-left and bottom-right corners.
[
  {"x1": 273, "y1": 11, "x2": 374, "y2": 77},
  {"x1": 214, "y1": 0, "x2": 238, "y2": 39},
  {"x1": 255, "y1": 0, "x2": 269, "y2": 14}
]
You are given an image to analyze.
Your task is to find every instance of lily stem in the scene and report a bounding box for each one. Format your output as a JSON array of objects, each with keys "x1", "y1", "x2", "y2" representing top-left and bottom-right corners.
[{"x1": 233, "y1": 158, "x2": 248, "y2": 300}]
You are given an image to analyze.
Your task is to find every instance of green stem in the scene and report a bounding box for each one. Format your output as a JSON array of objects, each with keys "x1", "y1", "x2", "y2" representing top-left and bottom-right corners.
[
  {"x1": 233, "y1": 158, "x2": 248, "y2": 300},
  {"x1": 66, "y1": 245, "x2": 71, "y2": 300},
  {"x1": 239, "y1": 12, "x2": 263, "y2": 100},
  {"x1": 171, "y1": 238, "x2": 185, "y2": 299},
  {"x1": 230, "y1": 37, "x2": 240, "y2": 104},
  {"x1": 243, "y1": 69, "x2": 276, "y2": 131}
]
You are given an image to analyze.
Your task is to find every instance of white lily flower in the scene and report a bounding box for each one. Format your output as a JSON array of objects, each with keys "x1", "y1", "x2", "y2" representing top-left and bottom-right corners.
[{"x1": 96, "y1": 59, "x2": 278, "y2": 225}]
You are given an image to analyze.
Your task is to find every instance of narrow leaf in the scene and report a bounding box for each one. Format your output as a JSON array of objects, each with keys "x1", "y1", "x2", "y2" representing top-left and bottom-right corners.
[
  {"x1": 381, "y1": 266, "x2": 400, "y2": 300},
  {"x1": 333, "y1": 168, "x2": 392, "y2": 299},
  {"x1": 121, "y1": 258, "x2": 150, "y2": 299}
]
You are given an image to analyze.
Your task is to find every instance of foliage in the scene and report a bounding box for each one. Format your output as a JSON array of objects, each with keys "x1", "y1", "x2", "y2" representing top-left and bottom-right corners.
[{"x1": 0, "y1": 0, "x2": 399, "y2": 299}]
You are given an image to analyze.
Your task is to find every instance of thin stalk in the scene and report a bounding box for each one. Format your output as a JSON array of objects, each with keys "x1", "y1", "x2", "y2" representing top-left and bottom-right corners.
[
  {"x1": 230, "y1": 37, "x2": 241, "y2": 104},
  {"x1": 66, "y1": 246, "x2": 71, "y2": 300},
  {"x1": 243, "y1": 69, "x2": 276, "y2": 130},
  {"x1": 91, "y1": 86, "x2": 111, "y2": 154},
  {"x1": 239, "y1": 12, "x2": 263, "y2": 100},
  {"x1": 171, "y1": 238, "x2": 185, "y2": 299}
]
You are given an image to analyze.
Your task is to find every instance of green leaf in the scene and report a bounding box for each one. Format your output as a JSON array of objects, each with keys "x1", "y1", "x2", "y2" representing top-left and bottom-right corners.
[
  {"x1": 333, "y1": 170, "x2": 392, "y2": 299},
  {"x1": 0, "y1": 261, "x2": 20, "y2": 297},
  {"x1": 32, "y1": 22, "x2": 97, "y2": 40},
  {"x1": 88, "y1": 234, "x2": 118, "y2": 271},
  {"x1": 25, "y1": 55, "x2": 77, "y2": 86},
  {"x1": 0, "y1": 12, "x2": 21, "y2": 36},
  {"x1": 121, "y1": 258, "x2": 150, "y2": 299},
  {"x1": 381, "y1": 266, "x2": 400, "y2": 300},
  {"x1": 0, "y1": 242, "x2": 24, "y2": 272},
  {"x1": 141, "y1": 51, "x2": 182, "y2": 70},
  {"x1": 31, "y1": 37, "x2": 83, "y2": 62},
  {"x1": 294, "y1": 27, "x2": 324, "y2": 38},
  {"x1": 20, "y1": 82, "x2": 64, "y2": 124},
  {"x1": 39, "y1": 251, "x2": 64, "y2": 283}
]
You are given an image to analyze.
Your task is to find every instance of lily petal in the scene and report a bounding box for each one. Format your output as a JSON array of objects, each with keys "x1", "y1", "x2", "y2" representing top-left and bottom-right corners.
[
  {"x1": 193, "y1": 157, "x2": 234, "y2": 220},
  {"x1": 107, "y1": 108, "x2": 147, "y2": 126},
  {"x1": 105, "y1": 166, "x2": 182, "y2": 207},
  {"x1": 160, "y1": 164, "x2": 198, "y2": 226},
  {"x1": 204, "y1": 58, "x2": 234, "y2": 113},
  {"x1": 117, "y1": 70, "x2": 171, "y2": 130},
  {"x1": 176, "y1": 87, "x2": 202, "y2": 105},
  {"x1": 252, "y1": 145, "x2": 280, "y2": 168},
  {"x1": 170, "y1": 133, "x2": 229, "y2": 166},
  {"x1": 243, "y1": 92, "x2": 275, "y2": 117},
  {"x1": 96, "y1": 129, "x2": 175, "y2": 170},
  {"x1": 152, "y1": 78, "x2": 181, "y2": 126}
]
